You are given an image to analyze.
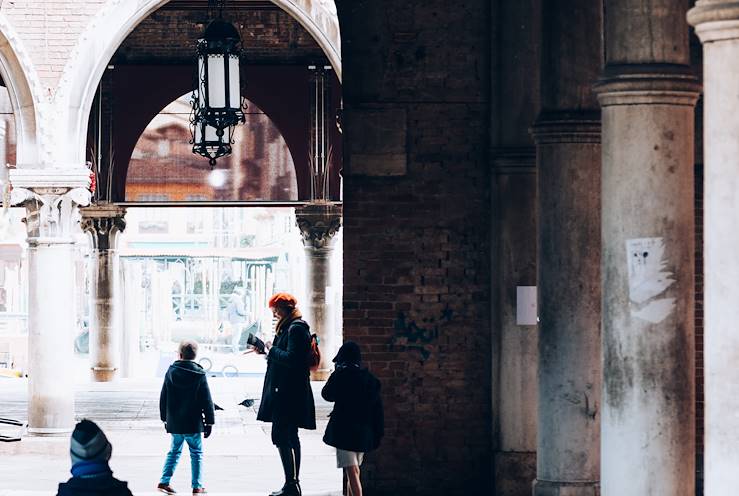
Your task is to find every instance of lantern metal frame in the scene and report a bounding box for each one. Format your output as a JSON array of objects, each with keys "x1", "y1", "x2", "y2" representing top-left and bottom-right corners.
[
  {"x1": 190, "y1": 2, "x2": 245, "y2": 167},
  {"x1": 190, "y1": 106, "x2": 235, "y2": 167}
]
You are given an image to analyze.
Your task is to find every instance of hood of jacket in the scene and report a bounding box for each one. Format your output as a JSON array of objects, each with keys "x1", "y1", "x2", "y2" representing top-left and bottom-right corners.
[{"x1": 166, "y1": 360, "x2": 206, "y2": 391}]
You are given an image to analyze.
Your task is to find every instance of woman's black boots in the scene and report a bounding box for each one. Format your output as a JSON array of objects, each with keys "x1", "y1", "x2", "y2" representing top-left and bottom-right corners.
[{"x1": 270, "y1": 446, "x2": 301, "y2": 496}]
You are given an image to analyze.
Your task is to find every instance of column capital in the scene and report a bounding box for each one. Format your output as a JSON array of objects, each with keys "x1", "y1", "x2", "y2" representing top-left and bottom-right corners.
[
  {"x1": 595, "y1": 64, "x2": 701, "y2": 107},
  {"x1": 491, "y1": 147, "x2": 536, "y2": 175},
  {"x1": 80, "y1": 203, "x2": 127, "y2": 251},
  {"x1": 9, "y1": 167, "x2": 92, "y2": 242},
  {"x1": 295, "y1": 202, "x2": 342, "y2": 250},
  {"x1": 688, "y1": 1, "x2": 739, "y2": 42},
  {"x1": 530, "y1": 111, "x2": 601, "y2": 145}
]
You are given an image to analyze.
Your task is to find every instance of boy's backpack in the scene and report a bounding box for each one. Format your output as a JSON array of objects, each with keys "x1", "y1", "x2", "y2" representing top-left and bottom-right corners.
[{"x1": 308, "y1": 333, "x2": 321, "y2": 371}]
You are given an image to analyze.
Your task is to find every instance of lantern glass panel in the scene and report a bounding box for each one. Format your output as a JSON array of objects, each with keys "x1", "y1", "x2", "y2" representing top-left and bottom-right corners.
[
  {"x1": 207, "y1": 53, "x2": 226, "y2": 108},
  {"x1": 229, "y1": 55, "x2": 240, "y2": 110}
]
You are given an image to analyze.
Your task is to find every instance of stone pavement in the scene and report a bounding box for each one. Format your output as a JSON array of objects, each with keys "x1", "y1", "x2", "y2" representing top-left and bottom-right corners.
[{"x1": 0, "y1": 376, "x2": 342, "y2": 496}]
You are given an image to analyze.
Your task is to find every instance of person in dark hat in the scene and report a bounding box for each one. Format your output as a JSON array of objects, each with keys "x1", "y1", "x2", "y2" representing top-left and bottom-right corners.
[
  {"x1": 321, "y1": 341, "x2": 384, "y2": 496},
  {"x1": 56, "y1": 419, "x2": 133, "y2": 496}
]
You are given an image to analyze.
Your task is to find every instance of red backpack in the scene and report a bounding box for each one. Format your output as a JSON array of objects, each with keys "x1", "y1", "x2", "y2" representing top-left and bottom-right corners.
[{"x1": 308, "y1": 333, "x2": 321, "y2": 371}]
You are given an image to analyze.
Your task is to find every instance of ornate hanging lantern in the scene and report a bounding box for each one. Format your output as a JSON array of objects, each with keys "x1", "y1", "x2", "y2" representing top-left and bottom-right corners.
[
  {"x1": 191, "y1": 1, "x2": 245, "y2": 167},
  {"x1": 190, "y1": 115, "x2": 235, "y2": 166}
]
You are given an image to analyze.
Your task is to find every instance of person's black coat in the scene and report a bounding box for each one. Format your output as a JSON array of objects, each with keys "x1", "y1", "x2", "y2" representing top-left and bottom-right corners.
[
  {"x1": 257, "y1": 318, "x2": 316, "y2": 429},
  {"x1": 160, "y1": 359, "x2": 215, "y2": 434},
  {"x1": 322, "y1": 365, "x2": 384, "y2": 452},
  {"x1": 57, "y1": 474, "x2": 133, "y2": 496}
]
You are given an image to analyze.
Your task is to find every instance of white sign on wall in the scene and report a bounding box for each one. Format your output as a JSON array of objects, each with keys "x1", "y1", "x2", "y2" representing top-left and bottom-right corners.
[{"x1": 516, "y1": 286, "x2": 538, "y2": 326}]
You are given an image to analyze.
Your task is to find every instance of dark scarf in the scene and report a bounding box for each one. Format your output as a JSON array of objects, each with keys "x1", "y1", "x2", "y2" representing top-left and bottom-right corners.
[
  {"x1": 275, "y1": 308, "x2": 302, "y2": 335},
  {"x1": 71, "y1": 461, "x2": 112, "y2": 478}
]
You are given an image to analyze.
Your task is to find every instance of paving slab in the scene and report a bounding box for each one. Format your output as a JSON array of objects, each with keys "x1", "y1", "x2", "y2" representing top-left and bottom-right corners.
[{"x1": 0, "y1": 377, "x2": 342, "y2": 495}]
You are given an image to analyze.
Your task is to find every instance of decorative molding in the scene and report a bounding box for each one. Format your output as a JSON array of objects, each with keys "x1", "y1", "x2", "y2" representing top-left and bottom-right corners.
[
  {"x1": 688, "y1": 1, "x2": 739, "y2": 42},
  {"x1": 595, "y1": 65, "x2": 701, "y2": 107},
  {"x1": 530, "y1": 112, "x2": 601, "y2": 145},
  {"x1": 8, "y1": 167, "x2": 92, "y2": 241},
  {"x1": 296, "y1": 202, "x2": 342, "y2": 250},
  {"x1": 491, "y1": 146, "x2": 536, "y2": 175},
  {"x1": 80, "y1": 204, "x2": 127, "y2": 251}
]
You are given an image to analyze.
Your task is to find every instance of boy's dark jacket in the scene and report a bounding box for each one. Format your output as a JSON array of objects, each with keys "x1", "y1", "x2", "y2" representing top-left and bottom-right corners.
[
  {"x1": 321, "y1": 365, "x2": 384, "y2": 452},
  {"x1": 160, "y1": 359, "x2": 215, "y2": 433},
  {"x1": 56, "y1": 473, "x2": 132, "y2": 496}
]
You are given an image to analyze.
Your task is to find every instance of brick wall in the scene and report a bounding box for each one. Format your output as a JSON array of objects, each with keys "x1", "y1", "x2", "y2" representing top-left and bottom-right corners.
[
  {"x1": 338, "y1": 0, "x2": 492, "y2": 493},
  {"x1": 2, "y1": 0, "x2": 106, "y2": 89},
  {"x1": 113, "y1": 7, "x2": 325, "y2": 65}
]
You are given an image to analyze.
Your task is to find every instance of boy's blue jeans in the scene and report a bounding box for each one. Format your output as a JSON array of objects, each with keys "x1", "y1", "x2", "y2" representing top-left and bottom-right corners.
[{"x1": 160, "y1": 433, "x2": 203, "y2": 489}]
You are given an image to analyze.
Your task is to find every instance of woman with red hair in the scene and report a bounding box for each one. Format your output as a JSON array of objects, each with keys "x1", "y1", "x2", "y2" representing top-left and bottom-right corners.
[{"x1": 256, "y1": 293, "x2": 316, "y2": 496}]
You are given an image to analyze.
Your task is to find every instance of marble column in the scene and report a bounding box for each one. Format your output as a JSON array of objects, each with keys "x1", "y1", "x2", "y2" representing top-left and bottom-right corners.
[
  {"x1": 688, "y1": 3, "x2": 739, "y2": 493},
  {"x1": 596, "y1": 1, "x2": 699, "y2": 494},
  {"x1": 80, "y1": 204, "x2": 126, "y2": 382},
  {"x1": 530, "y1": 2, "x2": 603, "y2": 494},
  {"x1": 296, "y1": 202, "x2": 341, "y2": 381},
  {"x1": 9, "y1": 167, "x2": 91, "y2": 435}
]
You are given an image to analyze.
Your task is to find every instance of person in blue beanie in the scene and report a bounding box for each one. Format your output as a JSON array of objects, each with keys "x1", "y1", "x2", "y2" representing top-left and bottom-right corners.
[{"x1": 56, "y1": 419, "x2": 133, "y2": 496}]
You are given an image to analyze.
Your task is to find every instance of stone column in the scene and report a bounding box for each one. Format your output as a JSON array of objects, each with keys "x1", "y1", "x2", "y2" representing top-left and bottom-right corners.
[
  {"x1": 596, "y1": 1, "x2": 699, "y2": 494},
  {"x1": 688, "y1": 3, "x2": 739, "y2": 493},
  {"x1": 80, "y1": 204, "x2": 126, "y2": 382},
  {"x1": 491, "y1": 148, "x2": 538, "y2": 492},
  {"x1": 530, "y1": 2, "x2": 603, "y2": 494},
  {"x1": 9, "y1": 167, "x2": 91, "y2": 435},
  {"x1": 296, "y1": 202, "x2": 341, "y2": 380}
]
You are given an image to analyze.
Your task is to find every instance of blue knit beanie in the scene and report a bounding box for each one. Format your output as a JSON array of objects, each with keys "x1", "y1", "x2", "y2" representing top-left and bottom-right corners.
[{"x1": 70, "y1": 419, "x2": 112, "y2": 465}]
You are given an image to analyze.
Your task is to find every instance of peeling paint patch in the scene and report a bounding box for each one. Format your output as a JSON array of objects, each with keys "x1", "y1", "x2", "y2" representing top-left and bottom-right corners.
[{"x1": 626, "y1": 237, "x2": 676, "y2": 324}]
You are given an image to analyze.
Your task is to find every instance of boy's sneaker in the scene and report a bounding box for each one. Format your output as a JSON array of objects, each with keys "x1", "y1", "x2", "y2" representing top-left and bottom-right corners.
[
  {"x1": 157, "y1": 483, "x2": 176, "y2": 494},
  {"x1": 192, "y1": 489, "x2": 207, "y2": 494}
]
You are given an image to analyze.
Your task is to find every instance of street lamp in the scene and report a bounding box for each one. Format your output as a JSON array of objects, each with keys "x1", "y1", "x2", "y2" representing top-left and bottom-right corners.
[{"x1": 191, "y1": 2, "x2": 245, "y2": 167}]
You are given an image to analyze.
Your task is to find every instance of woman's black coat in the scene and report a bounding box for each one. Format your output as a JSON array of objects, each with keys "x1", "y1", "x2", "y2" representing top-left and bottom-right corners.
[
  {"x1": 322, "y1": 365, "x2": 384, "y2": 452},
  {"x1": 257, "y1": 318, "x2": 316, "y2": 429}
]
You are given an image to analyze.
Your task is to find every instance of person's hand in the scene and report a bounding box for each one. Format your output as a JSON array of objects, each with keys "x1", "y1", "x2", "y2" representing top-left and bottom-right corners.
[
  {"x1": 242, "y1": 348, "x2": 255, "y2": 355},
  {"x1": 264, "y1": 341, "x2": 272, "y2": 353},
  {"x1": 204, "y1": 424, "x2": 212, "y2": 438}
]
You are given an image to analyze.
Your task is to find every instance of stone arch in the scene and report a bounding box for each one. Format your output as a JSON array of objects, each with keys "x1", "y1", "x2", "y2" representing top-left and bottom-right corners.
[
  {"x1": 0, "y1": 13, "x2": 40, "y2": 165},
  {"x1": 57, "y1": 0, "x2": 340, "y2": 166}
]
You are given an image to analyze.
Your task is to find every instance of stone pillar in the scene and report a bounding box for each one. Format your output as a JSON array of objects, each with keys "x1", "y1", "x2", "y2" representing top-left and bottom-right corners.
[
  {"x1": 80, "y1": 204, "x2": 126, "y2": 382},
  {"x1": 596, "y1": 1, "x2": 699, "y2": 494},
  {"x1": 531, "y1": 117, "x2": 601, "y2": 496},
  {"x1": 121, "y1": 259, "x2": 142, "y2": 378},
  {"x1": 491, "y1": 148, "x2": 538, "y2": 492},
  {"x1": 9, "y1": 167, "x2": 91, "y2": 435},
  {"x1": 530, "y1": 2, "x2": 603, "y2": 495},
  {"x1": 688, "y1": 3, "x2": 739, "y2": 493},
  {"x1": 296, "y1": 202, "x2": 341, "y2": 381}
]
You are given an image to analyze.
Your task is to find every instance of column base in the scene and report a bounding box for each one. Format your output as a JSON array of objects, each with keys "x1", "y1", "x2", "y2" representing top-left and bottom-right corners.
[
  {"x1": 533, "y1": 479, "x2": 599, "y2": 496},
  {"x1": 91, "y1": 367, "x2": 117, "y2": 382},
  {"x1": 26, "y1": 426, "x2": 73, "y2": 437},
  {"x1": 310, "y1": 369, "x2": 331, "y2": 381}
]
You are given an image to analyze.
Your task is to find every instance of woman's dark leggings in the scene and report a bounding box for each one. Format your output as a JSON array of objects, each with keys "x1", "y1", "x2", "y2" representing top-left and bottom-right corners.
[{"x1": 272, "y1": 421, "x2": 301, "y2": 482}]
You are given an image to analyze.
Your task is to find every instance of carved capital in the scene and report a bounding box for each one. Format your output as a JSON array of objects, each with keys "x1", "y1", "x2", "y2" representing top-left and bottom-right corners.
[
  {"x1": 10, "y1": 187, "x2": 90, "y2": 242},
  {"x1": 296, "y1": 202, "x2": 342, "y2": 250},
  {"x1": 80, "y1": 204, "x2": 127, "y2": 251}
]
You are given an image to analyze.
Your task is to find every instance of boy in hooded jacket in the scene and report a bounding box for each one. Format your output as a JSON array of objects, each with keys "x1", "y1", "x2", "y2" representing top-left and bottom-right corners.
[
  {"x1": 157, "y1": 340, "x2": 215, "y2": 495},
  {"x1": 321, "y1": 341, "x2": 384, "y2": 496}
]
